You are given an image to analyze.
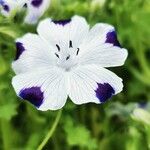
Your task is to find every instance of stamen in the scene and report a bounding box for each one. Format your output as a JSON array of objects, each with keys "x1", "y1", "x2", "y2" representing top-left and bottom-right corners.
[
  {"x1": 69, "y1": 40, "x2": 73, "y2": 48},
  {"x1": 23, "y1": 3, "x2": 27, "y2": 8},
  {"x1": 55, "y1": 53, "x2": 59, "y2": 58},
  {"x1": 76, "y1": 48, "x2": 80, "y2": 55},
  {"x1": 56, "y1": 44, "x2": 60, "y2": 51},
  {"x1": 66, "y1": 55, "x2": 70, "y2": 60}
]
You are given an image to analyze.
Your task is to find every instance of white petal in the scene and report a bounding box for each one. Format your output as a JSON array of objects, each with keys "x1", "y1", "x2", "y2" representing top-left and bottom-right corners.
[
  {"x1": 79, "y1": 45, "x2": 128, "y2": 67},
  {"x1": 12, "y1": 33, "x2": 55, "y2": 74},
  {"x1": 69, "y1": 64, "x2": 123, "y2": 104},
  {"x1": 24, "y1": 0, "x2": 51, "y2": 24},
  {"x1": 12, "y1": 67, "x2": 68, "y2": 111},
  {"x1": 79, "y1": 23, "x2": 128, "y2": 67},
  {"x1": 37, "y1": 15, "x2": 89, "y2": 48},
  {"x1": 83, "y1": 23, "x2": 115, "y2": 44}
]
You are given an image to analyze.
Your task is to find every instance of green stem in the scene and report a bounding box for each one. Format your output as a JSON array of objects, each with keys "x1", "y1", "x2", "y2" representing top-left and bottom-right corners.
[
  {"x1": 0, "y1": 93, "x2": 12, "y2": 150},
  {"x1": 37, "y1": 109, "x2": 62, "y2": 150},
  {"x1": 1, "y1": 119, "x2": 12, "y2": 150}
]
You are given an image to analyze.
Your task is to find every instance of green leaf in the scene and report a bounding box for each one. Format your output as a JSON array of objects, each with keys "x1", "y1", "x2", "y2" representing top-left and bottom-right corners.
[
  {"x1": 64, "y1": 116, "x2": 97, "y2": 150},
  {"x1": 0, "y1": 26, "x2": 19, "y2": 38},
  {"x1": 0, "y1": 103, "x2": 18, "y2": 121}
]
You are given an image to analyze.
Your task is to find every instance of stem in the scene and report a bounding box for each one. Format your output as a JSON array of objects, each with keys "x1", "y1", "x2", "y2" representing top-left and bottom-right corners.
[
  {"x1": 0, "y1": 93, "x2": 13, "y2": 150},
  {"x1": 1, "y1": 119, "x2": 12, "y2": 150},
  {"x1": 37, "y1": 109, "x2": 62, "y2": 150}
]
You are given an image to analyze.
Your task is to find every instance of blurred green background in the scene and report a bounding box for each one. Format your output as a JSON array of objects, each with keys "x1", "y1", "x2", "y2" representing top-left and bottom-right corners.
[{"x1": 0, "y1": 0, "x2": 150, "y2": 149}]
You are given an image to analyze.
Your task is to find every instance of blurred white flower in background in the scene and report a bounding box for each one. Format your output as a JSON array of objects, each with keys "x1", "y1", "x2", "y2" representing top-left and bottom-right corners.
[
  {"x1": 91, "y1": 0, "x2": 106, "y2": 9},
  {"x1": 0, "y1": 0, "x2": 25, "y2": 16},
  {"x1": 0, "y1": 0, "x2": 51, "y2": 24},
  {"x1": 132, "y1": 108, "x2": 150, "y2": 125}
]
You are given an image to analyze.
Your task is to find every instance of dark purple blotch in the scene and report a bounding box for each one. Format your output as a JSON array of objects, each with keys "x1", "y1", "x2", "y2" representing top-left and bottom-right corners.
[
  {"x1": 3, "y1": 4, "x2": 9, "y2": 12},
  {"x1": 105, "y1": 31, "x2": 121, "y2": 47},
  {"x1": 52, "y1": 19, "x2": 71, "y2": 26},
  {"x1": 0, "y1": 0, "x2": 9, "y2": 11},
  {"x1": 19, "y1": 86, "x2": 44, "y2": 108},
  {"x1": 15, "y1": 42, "x2": 25, "y2": 60},
  {"x1": 31, "y1": 0, "x2": 43, "y2": 7},
  {"x1": 95, "y1": 83, "x2": 115, "y2": 103}
]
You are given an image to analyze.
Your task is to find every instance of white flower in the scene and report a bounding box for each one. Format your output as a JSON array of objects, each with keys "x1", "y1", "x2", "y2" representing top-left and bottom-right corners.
[
  {"x1": 91, "y1": 0, "x2": 106, "y2": 8},
  {"x1": 132, "y1": 108, "x2": 150, "y2": 125},
  {"x1": 0, "y1": 0, "x2": 51, "y2": 24},
  {"x1": 24, "y1": 0, "x2": 51, "y2": 24},
  {"x1": 0, "y1": 0, "x2": 25, "y2": 16},
  {"x1": 12, "y1": 16, "x2": 128, "y2": 111}
]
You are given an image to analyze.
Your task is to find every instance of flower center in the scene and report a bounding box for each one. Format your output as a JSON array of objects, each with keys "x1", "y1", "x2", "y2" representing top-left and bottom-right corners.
[{"x1": 54, "y1": 40, "x2": 80, "y2": 71}]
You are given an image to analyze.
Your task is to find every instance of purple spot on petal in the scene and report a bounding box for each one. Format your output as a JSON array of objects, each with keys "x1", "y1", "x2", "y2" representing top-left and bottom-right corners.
[
  {"x1": 0, "y1": 1, "x2": 10, "y2": 12},
  {"x1": 95, "y1": 83, "x2": 115, "y2": 103},
  {"x1": 3, "y1": 4, "x2": 9, "y2": 12},
  {"x1": 15, "y1": 42, "x2": 25, "y2": 60},
  {"x1": 52, "y1": 19, "x2": 71, "y2": 26},
  {"x1": 19, "y1": 86, "x2": 44, "y2": 108},
  {"x1": 31, "y1": 0, "x2": 43, "y2": 7},
  {"x1": 105, "y1": 31, "x2": 121, "y2": 47}
]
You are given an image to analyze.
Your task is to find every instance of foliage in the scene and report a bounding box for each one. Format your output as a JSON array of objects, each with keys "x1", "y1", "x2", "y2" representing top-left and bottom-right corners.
[
  {"x1": 0, "y1": 0, "x2": 150, "y2": 149},
  {"x1": 63, "y1": 116, "x2": 98, "y2": 149}
]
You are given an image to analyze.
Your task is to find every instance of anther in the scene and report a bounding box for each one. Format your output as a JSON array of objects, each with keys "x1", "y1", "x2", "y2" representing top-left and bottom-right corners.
[
  {"x1": 76, "y1": 48, "x2": 80, "y2": 55},
  {"x1": 66, "y1": 55, "x2": 70, "y2": 60},
  {"x1": 55, "y1": 53, "x2": 59, "y2": 58},
  {"x1": 69, "y1": 40, "x2": 73, "y2": 48},
  {"x1": 23, "y1": 3, "x2": 27, "y2": 8},
  {"x1": 56, "y1": 44, "x2": 60, "y2": 51}
]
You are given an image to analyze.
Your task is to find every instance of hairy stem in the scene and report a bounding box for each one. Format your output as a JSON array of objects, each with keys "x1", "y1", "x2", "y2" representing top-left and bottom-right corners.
[{"x1": 37, "y1": 109, "x2": 62, "y2": 150}]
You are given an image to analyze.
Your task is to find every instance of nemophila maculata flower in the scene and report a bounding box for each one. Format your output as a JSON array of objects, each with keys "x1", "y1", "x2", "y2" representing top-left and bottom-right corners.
[
  {"x1": 12, "y1": 16, "x2": 128, "y2": 111},
  {"x1": 0, "y1": 0, "x2": 50, "y2": 24}
]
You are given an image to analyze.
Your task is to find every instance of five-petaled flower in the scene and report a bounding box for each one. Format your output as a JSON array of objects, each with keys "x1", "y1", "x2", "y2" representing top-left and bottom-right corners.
[
  {"x1": 12, "y1": 16, "x2": 128, "y2": 111},
  {"x1": 0, "y1": 0, "x2": 50, "y2": 24}
]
